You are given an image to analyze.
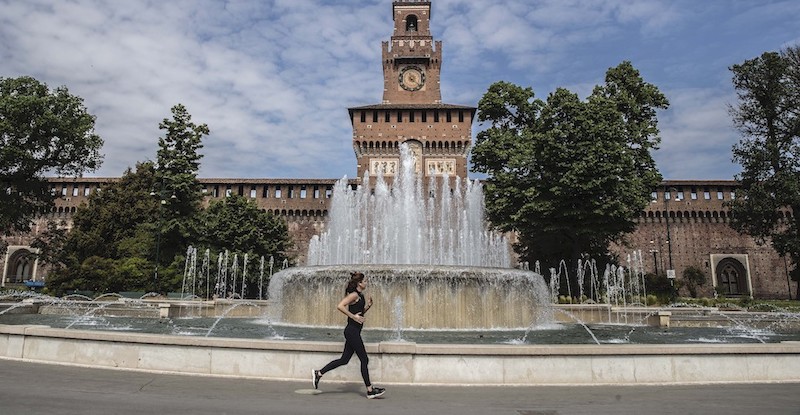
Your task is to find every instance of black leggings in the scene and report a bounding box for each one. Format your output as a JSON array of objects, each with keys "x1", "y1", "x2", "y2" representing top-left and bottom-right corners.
[{"x1": 319, "y1": 324, "x2": 370, "y2": 387}]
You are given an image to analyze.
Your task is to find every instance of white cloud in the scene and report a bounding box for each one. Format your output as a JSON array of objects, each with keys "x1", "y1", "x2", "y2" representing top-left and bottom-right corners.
[
  {"x1": 0, "y1": 0, "x2": 794, "y2": 181},
  {"x1": 656, "y1": 88, "x2": 740, "y2": 180}
]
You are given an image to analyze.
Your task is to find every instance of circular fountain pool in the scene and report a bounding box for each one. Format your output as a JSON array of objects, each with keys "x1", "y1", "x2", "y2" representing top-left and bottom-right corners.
[{"x1": 3, "y1": 313, "x2": 799, "y2": 344}]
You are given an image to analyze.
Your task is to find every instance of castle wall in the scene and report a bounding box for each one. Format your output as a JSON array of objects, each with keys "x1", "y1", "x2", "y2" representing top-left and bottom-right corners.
[
  {"x1": 4, "y1": 178, "x2": 796, "y2": 300},
  {"x1": 610, "y1": 181, "x2": 794, "y2": 300}
]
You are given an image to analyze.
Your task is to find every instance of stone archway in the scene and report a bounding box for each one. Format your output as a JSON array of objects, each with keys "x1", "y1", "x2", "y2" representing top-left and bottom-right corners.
[
  {"x1": 715, "y1": 257, "x2": 749, "y2": 296},
  {"x1": 3, "y1": 247, "x2": 36, "y2": 284}
]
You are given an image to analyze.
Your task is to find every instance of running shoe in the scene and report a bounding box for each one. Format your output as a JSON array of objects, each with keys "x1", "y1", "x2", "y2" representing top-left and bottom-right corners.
[
  {"x1": 312, "y1": 370, "x2": 321, "y2": 389},
  {"x1": 367, "y1": 387, "x2": 385, "y2": 399}
]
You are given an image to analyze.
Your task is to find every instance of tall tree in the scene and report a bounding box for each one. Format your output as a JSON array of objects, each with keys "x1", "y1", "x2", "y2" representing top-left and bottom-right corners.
[
  {"x1": 471, "y1": 62, "x2": 668, "y2": 294},
  {"x1": 152, "y1": 104, "x2": 209, "y2": 291},
  {"x1": 728, "y1": 46, "x2": 800, "y2": 299},
  {"x1": 0, "y1": 76, "x2": 103, "y2": 242}
]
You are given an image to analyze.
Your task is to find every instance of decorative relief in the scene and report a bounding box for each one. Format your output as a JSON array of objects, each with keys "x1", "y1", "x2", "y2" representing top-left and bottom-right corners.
[
  {"x1": 370, "y1": 158, "x2": 399, "y2": 176},
  {"x1": 426, "y1": 158, "x2": 456, "y2": 176}
]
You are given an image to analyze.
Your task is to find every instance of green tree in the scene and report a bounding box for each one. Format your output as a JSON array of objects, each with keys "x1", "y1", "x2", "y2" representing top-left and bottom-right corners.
[
  {"x1": 46, "y1": 162, "x2": 158, "y2": 295},
  {"x1": 152, "y1": 104, "x2": 209, "y2": 287},
  {"x1": 471, "y1": 62, "x2": 668, "y2": 294},
  {"x1": 29, "y1": 219, "x2": 69, "y2": 268},
  {"x1": 0, "y1": 76, "x2": 103, "y2": 242},
  {"x1": 144, "y1": 104, "x2": 209, "y2": 292},
  {"x1": 195, "y1": 195, "x2": 293, "y2": 298},
  {"x1": 728, "y1": 46, "x2": 800, "y2": 299},
  {"x1": 45, "y1": 104, "x2": 219, "y2": 295}
]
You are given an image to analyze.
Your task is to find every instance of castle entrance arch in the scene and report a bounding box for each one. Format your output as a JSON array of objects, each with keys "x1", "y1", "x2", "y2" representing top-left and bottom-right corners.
[
  {"x1": 2, "y1": 247, "x2": 37, "y2": 285},
  {"x1": 711, "y1": 255, "x2": 750, "y2": 296}
]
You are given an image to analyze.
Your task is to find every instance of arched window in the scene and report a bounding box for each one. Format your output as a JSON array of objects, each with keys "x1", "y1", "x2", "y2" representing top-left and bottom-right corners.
[
  {"x1": 406, "y1": 15, "x2": 418, "y2": 32},
  {"x1": 717, "y1": 258, "x2": 748, "y2": 296},
  {"x1": 6, "y1": 249, "x2": 34, "y2": 283}
]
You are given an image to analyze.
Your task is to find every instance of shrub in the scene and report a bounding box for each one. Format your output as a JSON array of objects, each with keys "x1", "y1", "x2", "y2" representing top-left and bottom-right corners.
[{"x1": 682, "y1": 266, "x2": 707, "y2": 298}]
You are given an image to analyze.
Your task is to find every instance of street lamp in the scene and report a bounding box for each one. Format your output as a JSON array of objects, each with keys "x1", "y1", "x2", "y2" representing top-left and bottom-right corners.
[
  {"x1": 663, "y1": 186, "x2": 682, "y2": 290},
  {"x1": 648, "y1": 240, "x2": 659, "y2": 276},
  {"x1": 150, "y1": 181, "x2": 176, "y2": 294}
]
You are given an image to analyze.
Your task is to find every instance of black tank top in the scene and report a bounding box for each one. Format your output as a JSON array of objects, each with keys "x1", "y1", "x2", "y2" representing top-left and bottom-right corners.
[{"x1": 346, "y1": 290, "x2": 365, "y2": 327}]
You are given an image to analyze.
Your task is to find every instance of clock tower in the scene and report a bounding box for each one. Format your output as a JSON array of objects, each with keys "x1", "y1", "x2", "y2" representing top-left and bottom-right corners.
[
  {"x1": 381, "y1": 0, "x2": 441, "y2": 104},
  {"x1": 349, "y1": 0, "x2": 475, "y2": 182}
]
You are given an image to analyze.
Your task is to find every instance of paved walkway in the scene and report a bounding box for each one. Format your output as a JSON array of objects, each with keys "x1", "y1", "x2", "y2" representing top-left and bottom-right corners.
[{"x1": 2, "y1": 358, "x2": 799, "y2": 415}]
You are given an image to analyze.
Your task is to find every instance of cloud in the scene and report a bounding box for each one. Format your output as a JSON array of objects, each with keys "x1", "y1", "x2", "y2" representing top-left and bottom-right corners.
[
  {"x1": 0, "y1": 0, "x2": 794, "y2": 182},
  {"x1": 656, "y1": 88, "x2": 740, "y2": 180}
]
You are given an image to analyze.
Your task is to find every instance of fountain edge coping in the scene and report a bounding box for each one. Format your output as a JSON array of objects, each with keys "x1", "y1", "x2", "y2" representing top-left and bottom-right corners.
[{"x1": 4, "y1": 324, "x2": 800, "y2": 356}]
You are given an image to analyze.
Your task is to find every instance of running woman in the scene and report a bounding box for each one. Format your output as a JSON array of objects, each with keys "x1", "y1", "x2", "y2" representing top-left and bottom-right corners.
[{"x1": 312, "y1": 272, "x2": 385, "y2": 399}]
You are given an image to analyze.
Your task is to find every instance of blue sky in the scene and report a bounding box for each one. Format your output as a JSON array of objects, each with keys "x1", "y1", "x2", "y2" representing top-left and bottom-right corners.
[{"x1": 2, "y1": 0, "x2": 798, "y2": 181}]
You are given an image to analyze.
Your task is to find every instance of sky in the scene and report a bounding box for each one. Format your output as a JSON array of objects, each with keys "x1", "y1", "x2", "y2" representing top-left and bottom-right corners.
[{"x1": 1, "y1": 0, "x2": 799, "y2": 181}]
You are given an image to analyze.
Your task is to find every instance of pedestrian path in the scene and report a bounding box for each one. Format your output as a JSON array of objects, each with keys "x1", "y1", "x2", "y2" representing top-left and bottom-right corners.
[{"x1": 1, "y1": 358, "x2": 799, "y2": 415}]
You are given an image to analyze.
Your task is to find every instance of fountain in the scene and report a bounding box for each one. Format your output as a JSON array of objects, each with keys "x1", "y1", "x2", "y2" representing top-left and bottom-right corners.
[{"x1": 268, "y1": 144, "x2": 552, "y2": 330}]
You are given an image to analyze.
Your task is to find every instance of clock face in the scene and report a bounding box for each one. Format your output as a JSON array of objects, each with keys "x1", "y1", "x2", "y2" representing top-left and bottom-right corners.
[{"x1": 399, "y1": 66, "x2": 425, "y2": 91}]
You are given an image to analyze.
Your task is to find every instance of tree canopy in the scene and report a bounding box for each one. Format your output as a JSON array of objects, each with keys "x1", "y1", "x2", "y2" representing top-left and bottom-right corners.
[
  {"x1": 727, "y1": 45, "x2": 800, "y2": 298},
  {"x1": 43, "y1": 104, "x2": 295, "y2": 297},
  {"x1": 0, "y1": 76, "x2": 103, "y2": 239},
  {"x1": 46, "y1": 162, "x2": 158, "y2": 294},
  {"x1": 194, "y1": 195, "x2": 294, "y2": 298},
  {"x1": 471, "y1": 62, "x2": 668, "y2": 283}
]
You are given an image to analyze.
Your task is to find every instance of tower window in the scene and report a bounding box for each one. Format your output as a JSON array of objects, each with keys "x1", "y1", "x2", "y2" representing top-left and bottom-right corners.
[
  {"x1": 409, "y1": 111, "x2": 415, "y2": 122},
  {"x1": 458, "y1": 111, "x2": 464, "y2": 122},
  {"x1": 360, "y1": 111, "x2": 366, "y2": 123},
  {"x1": 397, "y1": 111, "x2": 402, "y2": 122},
  {"x1": 422, "y1": 111, "x2": 427, "y2": 122},
  {"x1": 446, "y1": 111, "x2": 452, "y2": 123},
  {"x1": 406, "y1": 15, "x2": 418, "y2": 32},
  {"x1": 434, "y1": 111, "x2": 440, "y2": 122},
  {"x1": 373, "y1": 111, "x2": 378, "y2": 123},
  {"x1": 384, "y1": 111, "x2": 390, "y2": 122}
]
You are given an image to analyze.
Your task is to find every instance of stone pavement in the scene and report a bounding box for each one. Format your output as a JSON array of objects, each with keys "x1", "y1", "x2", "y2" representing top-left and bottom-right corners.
[{"x1": 1, "y1": 358, "x2": 799, "y2": 415}]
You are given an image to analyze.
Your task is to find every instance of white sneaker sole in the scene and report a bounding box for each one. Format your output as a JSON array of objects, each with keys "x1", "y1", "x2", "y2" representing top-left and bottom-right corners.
[{"x1": 367, "y1": 390, "x2": 385, "y2": 399}]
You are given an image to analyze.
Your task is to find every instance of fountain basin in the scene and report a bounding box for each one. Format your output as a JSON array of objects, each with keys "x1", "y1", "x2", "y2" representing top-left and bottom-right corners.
[{"x1": 267, "y1": 265, "x2": 552, "y2": 329}]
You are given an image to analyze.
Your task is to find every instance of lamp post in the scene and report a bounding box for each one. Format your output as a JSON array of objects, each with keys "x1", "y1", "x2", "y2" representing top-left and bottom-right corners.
[
  {"x1": 664, "y1": 186, "x2": 681, "y2": 290},
  {"x1": 150, "y1": 180, "x2": 176, "y2": 294},
  {"x1": 649, "y1": 240, "x2": 659, "y2": 276},
  {"x1": 664, "y1": 186, "x2": 681, "y2": 273}
]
